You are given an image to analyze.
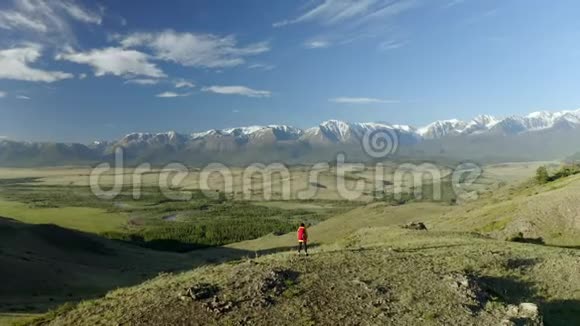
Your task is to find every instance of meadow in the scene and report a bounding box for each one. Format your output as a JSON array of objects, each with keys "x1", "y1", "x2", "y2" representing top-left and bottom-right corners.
[
  {"x1": 0, "y1": 162, "x2": 542, "y2": 247},
  {"x1": 1, "y1": 162, "x2": 558, "y2": 325}
]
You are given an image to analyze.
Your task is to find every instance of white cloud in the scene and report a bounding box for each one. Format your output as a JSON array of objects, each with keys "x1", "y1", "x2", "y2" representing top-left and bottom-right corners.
[
  {"x1": 329, "y1": 97, "x2": 399, "y2": 104},
  {"x1": 57, "y1": 1, "x2": 102, "y2": 24},
  {"x1": 274, "y1": 0, "x2": 382, "y2": 27},
  {"x1": 304, "y1": 40, "x2": 331, "y2": 49},
  {"x1": 248, "y1": 63, "x2": 275, "y2": 70},
  {"x1": 0, "y1": 44, "x2": 73, "y2": 82},
  {"x1": 202, "y1": 85, "x2": 271, "y2": 98},
  {"x1": 378, "y1": 39, "x2": 406, "y2": 51},
  {"x1": 174, "y1": 79, "x2": 195, "y2": 88},
  {"x1": 445, "y1": 0, "x2": 465, "y2": 8},
  {"x1": 156, "y1": 91, "x2": 191, "y2": 98},
  {"x1": 125, "y1": 78, "x2": 159, "y2": 86},
  {"x1": 275, "y1": 0, "x2": 419, "y2": 48},
  {"x1": 274, "y1": 0, "x2": 418, "y2": 27},
  {"x1": 78, "y1": 73, "x2": 87, "y2": 79},
  {"x1": 16, "y1": 95, "x2": 31, "y2": 100},
  {"x1": 117, "y1": 30, "x2": 270, "y2": 68},
  {"x1": 0, "y1": 0, "x2": 103, "y2": 43},
  {"x1": 57, "y1": 47, "x2": 166, "y2": 78},
  {"x1": 0, "y1": 91, "x2": 6, "y2": 98},
  {"x1": 0, "y1": 11, "x2": 47, "y2": 32}
]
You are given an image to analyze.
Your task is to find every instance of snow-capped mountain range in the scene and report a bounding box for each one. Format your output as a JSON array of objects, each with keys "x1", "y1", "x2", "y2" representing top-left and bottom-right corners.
[
  {"x1": 3, "y1": 109, "x2": 580, "y2": 166},
  {"x1": 114, "y1": 109, "x2": 580, "y2": 147}
]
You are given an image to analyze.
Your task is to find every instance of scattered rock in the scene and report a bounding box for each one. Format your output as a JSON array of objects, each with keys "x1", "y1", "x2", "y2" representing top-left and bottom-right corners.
[
  {"x1": 202, "y1": 296, "x2": 234, "y2": 315},
  {"x1": 402, "y1": 222, "x2": 428, "y2": 231},
  {"x1": 503, "y1": 303, "x2": 543, "y2": 326},
  {"x1": 447, "y1": 273, "x2": 489, "y2": 313},
  {"x1": 250, "y1": 296, "x2": 275, "y2": 308},
  {"x1": 180, "y1": 283, "x2": 219, "y2": 301},
  {"x1": 258, "y1": 269, "x2": 298, "y2": 296},
  {"x1": 236, "y1": 316, "x2": 252, "y2": 326},
  {"x1": 247, "y1": 268, "x2": 299, "y2": 307}
]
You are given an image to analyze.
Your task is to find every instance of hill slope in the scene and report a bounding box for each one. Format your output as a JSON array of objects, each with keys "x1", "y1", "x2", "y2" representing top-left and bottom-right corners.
[
  {"x1": 431, "y1": 173, "x2": 580, "y2": 246},
  {"x1": 35, "y1": 229, "x2": 579, "y2": 325},
  {"x1": 12, "y1": 171, "x2": 580, "y2": 325},
  {"x1": 0, "y1": 217, "x2": 259, "y2": 316}
]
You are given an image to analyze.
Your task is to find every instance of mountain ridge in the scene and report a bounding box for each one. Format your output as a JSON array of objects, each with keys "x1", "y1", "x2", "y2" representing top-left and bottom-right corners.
[
  {"x1": 110, "y1": 108, "x2": 580, "y2": 145},
  {"x1": 3, "y1": 109, "x2": 580, "y2": 166}
]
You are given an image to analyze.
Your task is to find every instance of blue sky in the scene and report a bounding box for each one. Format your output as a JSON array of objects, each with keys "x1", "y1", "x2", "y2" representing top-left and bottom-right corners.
[{"x1": 1, "y1": 0, "x2": 580, "y2": 142}]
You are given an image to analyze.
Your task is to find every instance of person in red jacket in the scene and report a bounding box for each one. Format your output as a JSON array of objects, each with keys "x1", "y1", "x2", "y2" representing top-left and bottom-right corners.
[{"x1": 297, "y1": 223, "x2": 308, "y2": 256}]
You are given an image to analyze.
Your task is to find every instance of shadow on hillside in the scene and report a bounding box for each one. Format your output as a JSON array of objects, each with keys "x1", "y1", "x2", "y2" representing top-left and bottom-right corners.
[
  {"x1": 0, "y1": 217, "x2": 308, "y2": 315},
  {"x1": 478, "y1": 276, "x2": 538, "y2": 304},
  {"x1": 541, "y1": 300, "x2": 580, "y2": 326},
  {"x1": 477, "y1": 275, "x2": 580, "y2": 325},
  {"x1": 544, "y1": 244, "x2": 580, "y2": 250}
]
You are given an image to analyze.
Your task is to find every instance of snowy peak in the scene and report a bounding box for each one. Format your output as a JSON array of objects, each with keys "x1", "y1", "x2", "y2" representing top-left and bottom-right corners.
[
  {"x1": 120, "y1": 131, "x2": 186, "y2": 146},
  {"x1": 301, "y1": 120, "x2": 420, "y2": 145},
  {"x1": 488, "y1": 110, "x2": 580, "y2": 135},
  {"x1": 418, "y1": 119, "x2": 467, "y2": 139},
  {"x1": 115, "y1": 109, "x2": 580, "y2": 150},
  {"x1": 462, "y1": 115, "x2": 499, "y2": 134}
]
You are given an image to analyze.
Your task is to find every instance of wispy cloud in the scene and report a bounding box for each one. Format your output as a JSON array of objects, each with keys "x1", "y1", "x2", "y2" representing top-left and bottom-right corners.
[
  {"x1": 445, "y1": 0, "x2": 465, "y2": 8},
  {"x1": 0, "y1": 11, "x2": 46, "y2": 32},
  {"x1": 155, "y1": 91, "x2": 191, "y2": 98},
  {"x1": 57, "y1": 47, "x2": 165, "y2": 78},
  {"x1": 115, "y1": 30, "x2": 270, "y2": 69},
  {"x1": 58, "y1": 1, "x2": 102, "y2": 24},
  {"x1": 202, "y1": 85, "x2": 271, "y2": 98},
  {"x1": 125, "y1": 78, "x2": 159, "y2": 86},
  {"x1": 248, "y1": 63, "x2": 275, "y2": 71},
  {"x1": 274, "y1": 0, "x2": 418, "y2": 27},
  {"x1": 378, "y1": 39, "x2": 406, "y2": 51},
  {"x1": 275, "y1": 0, "x2": 418, "y2": 48},
  {"x1": 304, "y1": 40, "x2": 331, "y2": 49},
  {"x1": 16, "y1": 95, "x2": 31, "y2": 100},
  {"x1": 0, "y1": 44, "x2": 73, "y2": 82},
  {"x1": 0, "y1": 91, "x2": 6, "y2": 98},
  {"x1": 174, "y1": 79, "x2": 195, "y2": 88},
  {"x1": 274, "y1": 0, "x2": 378, "y2": 27},
  {"x1": 0, "y1": 0, "x2": 103, "y2": 44},
  {"x1": 329, "y1": 97, "x2": 399, "y2": 104}
]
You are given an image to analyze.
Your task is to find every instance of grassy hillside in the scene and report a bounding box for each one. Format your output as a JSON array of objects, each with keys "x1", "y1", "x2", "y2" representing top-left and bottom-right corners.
[
  {"x1": 431, "y1": 170, "x2": 580, "y2": 247},
  {"x1": 26, "y1": 186, "x2": 580, "y2": 325},
  {"x1": 0, "y1": 217, "x2": 280, "y2": 324},
  {"x1": 0, "y1": 217, "x2": 187, "y2": 313},
  {"x1": 32, "y1": 228, "x2": 579, "y2": 326},
  {"x1": 5, "y1": 163, "x2": 580, "y2": 325},
  {"x1": 0, "y1": 199, "x2": 128, "y2": 234}
]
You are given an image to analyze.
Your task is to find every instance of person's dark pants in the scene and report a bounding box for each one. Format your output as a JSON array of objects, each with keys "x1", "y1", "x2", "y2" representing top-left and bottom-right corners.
[{"x1": 298, "y1": 241, "x2": 307, "y2": 254}]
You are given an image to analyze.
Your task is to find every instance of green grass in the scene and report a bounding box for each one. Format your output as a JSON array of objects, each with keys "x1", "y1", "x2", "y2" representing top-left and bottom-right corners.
[
  {"x1": 4, "y1": 164, "x2": 580, "y2": 325},
  {"x1": 0, "y1": 182, "x2": 358, "y2": 252},
  {"x1": 0, "y1": 313, "x2": 39, "y2": 326},
  {"x1": 479, "y1": 218, "x2": 511, "y2": 232},
  {"x1": 33, "y1": 229, "x2": 580, "y2": 326},
  {"x1": 0, "y1": 199, "x2": 128, "y2": 233}
]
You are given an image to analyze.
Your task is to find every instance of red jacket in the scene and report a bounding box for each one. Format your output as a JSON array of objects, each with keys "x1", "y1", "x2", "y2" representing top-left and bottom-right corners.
[{"x1": 297, "y1": 226, "x2": 307, "y2": 242}]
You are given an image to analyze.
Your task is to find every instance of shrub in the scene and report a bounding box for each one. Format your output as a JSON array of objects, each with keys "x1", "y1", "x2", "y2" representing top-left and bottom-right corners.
[{"x1": 535, "y1": 166, "x2": 549, "y2": 184}]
